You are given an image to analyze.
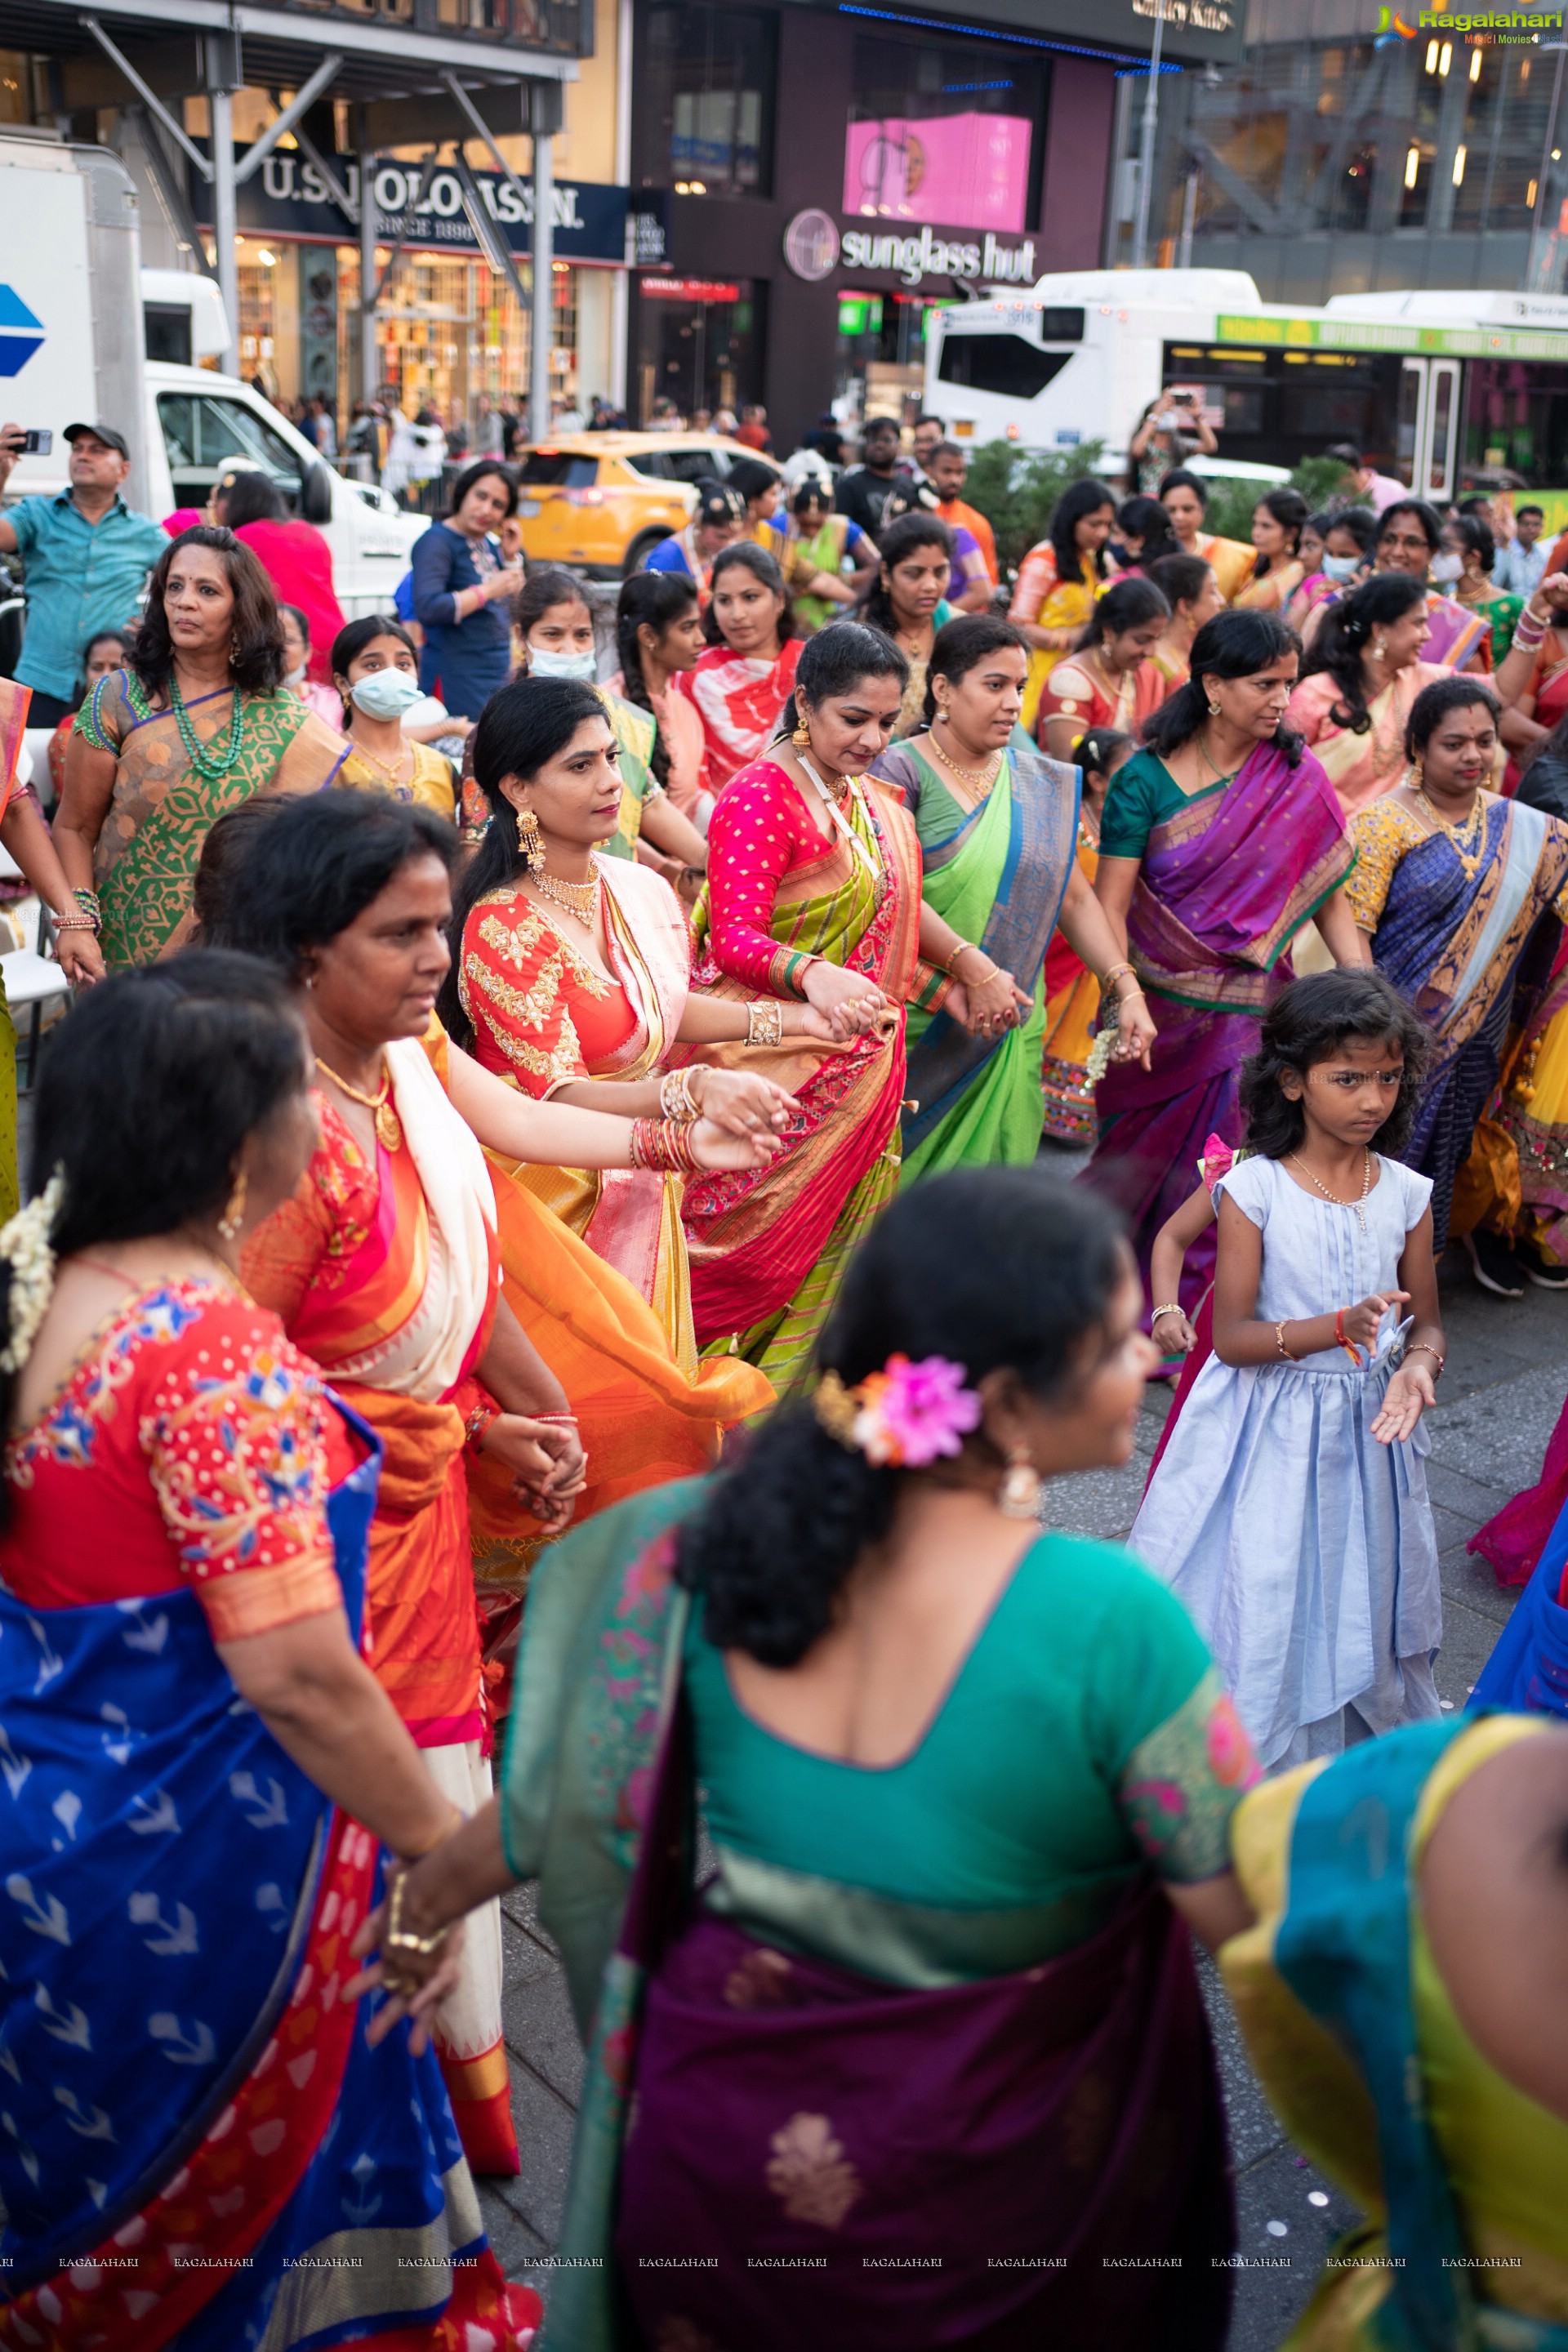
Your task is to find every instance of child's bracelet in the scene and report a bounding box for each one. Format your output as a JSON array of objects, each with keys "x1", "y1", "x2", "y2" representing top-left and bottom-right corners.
[
  {"x1": 1150, "y1": 1303, "x2": 1183, "y2": 1324},
  {"x1": 1275, "y1": 1319, "x2": 1297, "y2": 1361},
  {"x1": 1404, "y1": 1341, "x2": 1445, "y2": 1379}
]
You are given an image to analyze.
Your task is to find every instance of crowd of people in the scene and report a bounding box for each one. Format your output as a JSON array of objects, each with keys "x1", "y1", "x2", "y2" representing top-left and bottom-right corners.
[{"x1": 0, "y1": 395, "x2": 1566, "y2": 2350}]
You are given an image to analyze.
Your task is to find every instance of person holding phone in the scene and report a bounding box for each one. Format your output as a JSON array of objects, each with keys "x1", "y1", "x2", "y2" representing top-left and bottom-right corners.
[
  {"x1": 1129, "y1": 388, "x2": 1218, "y2": 494},
  {"x1": 0, "y1": 421, "x2": 166, "y2": 726}
]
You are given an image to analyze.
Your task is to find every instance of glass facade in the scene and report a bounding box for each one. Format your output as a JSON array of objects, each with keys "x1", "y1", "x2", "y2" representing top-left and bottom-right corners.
[
  {"x1": 640, "y1": 3, "x2": 776, "y2": 197},
  {"x1": 846, "y1": 33, "x2": 1047, "y2": 235},
  {"x1": 1135, "y1": 0, "x2": 1568, "y2": 301}
]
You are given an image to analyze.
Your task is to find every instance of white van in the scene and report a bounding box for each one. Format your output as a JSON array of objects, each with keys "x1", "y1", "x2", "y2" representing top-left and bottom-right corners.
[{"x1": 0, "y1": 129, "x2": 421, "y2": 630}]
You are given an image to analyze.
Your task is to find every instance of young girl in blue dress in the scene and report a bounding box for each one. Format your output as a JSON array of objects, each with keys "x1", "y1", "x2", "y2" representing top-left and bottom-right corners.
[{"x1": 1131, "y1": 969, "x2": 1446, "y2": 1769}]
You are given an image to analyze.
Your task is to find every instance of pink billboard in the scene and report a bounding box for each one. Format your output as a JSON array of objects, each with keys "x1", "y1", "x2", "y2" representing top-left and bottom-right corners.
[{"x1": 843, "y1": 113, "x2": 1031, "y2": 235}]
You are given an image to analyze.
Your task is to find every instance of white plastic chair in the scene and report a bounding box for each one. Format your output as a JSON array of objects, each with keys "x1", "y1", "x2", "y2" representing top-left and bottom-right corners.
[{"x1": 0, "y1": 854, "x2": 69, "y2": 1088}]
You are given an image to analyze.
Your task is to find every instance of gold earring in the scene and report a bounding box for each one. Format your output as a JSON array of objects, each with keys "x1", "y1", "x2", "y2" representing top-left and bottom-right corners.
[
  {"x1": 217, "y1": 1167, "x2": 248, "y2": 1241},
  {"x1": 997, "y1": 1443, "x2": 1043, "y2": 1521},
  {"x1": 516, "y1": 804, "x2": 546, "y2": 872},
  {"x1": 1207, "y1": 701, "x2": 1222, "y2": 717},
  {"x1": 792, "y1": 713, "x2": 811, "y2": 748},
  {"x1": 1410, "y1": 755, "x2": 1423, "y2": 787},
  {"x1": 1370, "y1": 639, "x2": 1386, "y2": 661}
]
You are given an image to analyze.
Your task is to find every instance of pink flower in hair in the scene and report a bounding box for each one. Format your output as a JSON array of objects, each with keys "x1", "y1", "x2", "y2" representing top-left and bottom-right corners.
[{"x1": 856, "y1": 1352, "x2": 983, "y2": 1468}]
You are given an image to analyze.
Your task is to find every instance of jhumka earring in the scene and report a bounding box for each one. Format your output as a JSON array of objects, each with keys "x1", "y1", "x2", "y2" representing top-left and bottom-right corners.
[
  {"x1": 217, "y1": 1167, "x2": 249, "y2": 1241},
  {"x1": 792, "y1": 710, "x2": 811, "y2": 748},
  {"x1": 997, "y1": 1443, "x2": 1044, "y2": 1521},
  {"x1": 517, "y1": 805, "x2": 546, "y2": 872}
]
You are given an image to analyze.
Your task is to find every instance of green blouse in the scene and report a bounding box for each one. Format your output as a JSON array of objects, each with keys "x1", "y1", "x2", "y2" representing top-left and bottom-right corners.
[
  {"x1": 683, "y1": 1530, "x2": 1257, "y2": 1985},
  {"x1": 1098, "y1": 746, "x2": 1224, "y2": 863}
]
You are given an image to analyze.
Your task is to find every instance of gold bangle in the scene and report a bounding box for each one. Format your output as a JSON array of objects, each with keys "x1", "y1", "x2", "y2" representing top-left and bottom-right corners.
[
  {"x1": 1101, "y1": 961, "x2": 1137, "y2": 987},
  {"x1": 746, "y1": 998, "x2": 783, "y2": 1049},
  {"x1": 1275, "y1": 1320, "x2": 1297, "y2": 1361},
  {"x1": 1404, "y1": 1340, "x2": 1445, "y2": 1379},
  {"x1": 658, "y1": 1066, "x2": 703, "y2": 1123},
  {"x1": 1150, "y1": 1304, "x2": 1183, "y2": 1323}
]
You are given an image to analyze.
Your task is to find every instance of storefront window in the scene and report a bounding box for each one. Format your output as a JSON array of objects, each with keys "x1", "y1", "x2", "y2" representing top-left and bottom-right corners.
[
  {"x1": 641, "y1": 3, "x2": 774, "y2": 197},
  {"x1": 847, "y1": 33, "x2": 1045, "y2": 235},
  {"x1": 634, "y1": 278, "x2": 764, "y2": 423},
  {"x1": 835, "y1": 291, "x2": 950, "y2": 425}
]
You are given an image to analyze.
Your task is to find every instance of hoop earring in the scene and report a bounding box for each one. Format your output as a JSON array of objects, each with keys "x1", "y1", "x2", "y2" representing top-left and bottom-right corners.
[
  {"x1": 516, "y1": 805, "x2": 546, "y2": 872},
  {"x1": 997, "y1": 1443, "x2": 1043, "y2": 1521},
  {"x1": 216, "y1": 1167, "x2": 248, "y2": 1242}
]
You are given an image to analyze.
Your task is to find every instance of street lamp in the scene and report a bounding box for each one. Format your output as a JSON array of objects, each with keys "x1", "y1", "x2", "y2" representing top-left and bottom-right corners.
[
  {"x1": 1130, "y1": 0, "x2": 1166, "y2": 271},
  {"x1": 1526, "y1": 42, "x2": 1568, "y2": 294}
]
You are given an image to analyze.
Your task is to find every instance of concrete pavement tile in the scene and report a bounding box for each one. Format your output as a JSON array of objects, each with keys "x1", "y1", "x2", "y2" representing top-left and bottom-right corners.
[
  {"x1": 1424, "y1": 1374, "x2": 1568, "y2": 1491},
  {"x1": 502, "y1": 1958, "x2": 586, "y2": 2105},
  {"x1": 1226, "y1": 2145, "x2": 1361, "y2": 2352},
  {"x1": 1428, "y1": 1499, "x2": 1484, "y2": 1554},
  {"x1": 500, "y1": 1909, "x2": 559, "y2": 1987},
  {"x1": 1434, "y1": 1597, "x2": 1508, "y2": 1708},
  {"x1": 1438, "y1": 1539, "x2": 1519, "y2": 1630},
  {"x1": 1425, "y1": 1459, "x2": 1514, "y2": 1525},
  {"x1": 1041, "y1": 1462, "x2": 1144, "y2": 1540},
  {"x1": 1199, "y1": 1953, "x2": 1286, "y2": 2174},
  {"x1": 493, "y1": 2061, "x2": 579, "y2": 2247},
  {"x1": 501, "y1": 1880, "x2": 561, "y2": 1958},
  {"x1": 478, "y1": 2182, "x2": 551, "y2": 2278}
]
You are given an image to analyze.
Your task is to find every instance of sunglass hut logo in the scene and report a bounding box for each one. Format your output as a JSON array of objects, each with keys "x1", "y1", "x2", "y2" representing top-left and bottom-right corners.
[{"x1": 1378, "y1": 2, "x2": 1566, "y2": 37}]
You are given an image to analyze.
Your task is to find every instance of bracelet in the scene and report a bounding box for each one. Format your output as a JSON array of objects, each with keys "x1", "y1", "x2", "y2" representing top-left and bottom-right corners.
[
  {"x1": 936, "y1": 938, "x2": 971, "y2": 975},
  {"x1": 531, "y1": 1410, "x2": 580, "y2": 1424},
  {"x1": 629, "y1": 1116, "x2": 699, "y2": 1175},
  {"x1": 1101, "y1": 962, "x2": 1137, "y2": 988},
  {"x1": 658, "y1": 1065, "x2": 703, "y2": 1123},
  {"x1": 1404, "y1": 1340, "x2": 1446, "y2": 1379},
  {"x1": 71, "y1": 887, "x2": 102, "y2": 937},
  {"x1": 51, "y1": 913, "x2": 98, "y2": 931},
  {"x1": 463, "y1": 1397, "x2": 501, "y2": 1454},
  {"x1": 1150, "y1": 1303, "x2": 1183, "y2": 1324},
  {"x1": 394, "y1": 1801, "x2": 466, "y2": 1863},
  {"x1": 746, "y1": 998, "x2": 783, "y2": 1049},
  {"x1": 381, "y1": 1864, "x2": 452, "y2": 1997},
  {"x1": 1275, "y1": 1319, "x2": 1297, "y2": 1361}
]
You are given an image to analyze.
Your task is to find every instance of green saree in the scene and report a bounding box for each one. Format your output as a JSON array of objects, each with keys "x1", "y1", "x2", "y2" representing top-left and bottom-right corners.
[{"x1": 873, "y1": 724, "x2": 1080, "y2": 1182}]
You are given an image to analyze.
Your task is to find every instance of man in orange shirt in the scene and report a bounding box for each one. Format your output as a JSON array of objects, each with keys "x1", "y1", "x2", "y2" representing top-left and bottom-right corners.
[{"x1": 929, "y1": 441, "x2": 998, "y2": 587}]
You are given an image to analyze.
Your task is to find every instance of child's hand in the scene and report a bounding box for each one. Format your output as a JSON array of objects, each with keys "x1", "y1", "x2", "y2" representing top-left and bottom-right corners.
[
  {"x1": 1151, "y1": 1305, "x2": 1197, "y2": 1353},
  {"x1": 1341, "y1": 1290, "x2": 1410, "y2": 1352},
  {"x1": 1370, "y1": 1359, "x2": 1435, "y2": 1445}
]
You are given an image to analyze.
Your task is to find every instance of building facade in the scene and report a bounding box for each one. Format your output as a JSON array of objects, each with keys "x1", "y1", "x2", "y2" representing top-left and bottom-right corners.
[{"x1": 628, "y1": 0, "x2": 1241, "y2": 449}]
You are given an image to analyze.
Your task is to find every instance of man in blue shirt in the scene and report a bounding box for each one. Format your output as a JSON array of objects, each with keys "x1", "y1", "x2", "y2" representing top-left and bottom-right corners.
[
  {"x1": 1495, "y1": 504, "x2": 1548, "y2": 601},
  {"x1": 0, "y1": 421, "x2": 168, "y2": 724}
]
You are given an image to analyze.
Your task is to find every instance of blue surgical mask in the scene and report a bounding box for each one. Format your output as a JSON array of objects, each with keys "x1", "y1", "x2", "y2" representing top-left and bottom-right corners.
[
  {"x1": 529, "y1": 646, "x2": 598, "y2": 682},
  {"x1": 1321, "y1": 552, "x2": 1361, "y2": 583},
  {"x1": 350, "y1": 667, "x2": 425, "y2": 721}
]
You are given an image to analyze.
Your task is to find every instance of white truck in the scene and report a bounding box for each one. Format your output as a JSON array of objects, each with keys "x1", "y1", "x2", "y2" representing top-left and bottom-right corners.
[{"x1": 0, "y1": 126, "x2": 422, "y2": 652}]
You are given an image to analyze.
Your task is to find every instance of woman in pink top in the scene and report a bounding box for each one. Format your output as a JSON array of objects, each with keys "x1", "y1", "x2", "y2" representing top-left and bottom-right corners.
[{"x1": 163, "y1": 467, "x2": 345, "y2": 683}]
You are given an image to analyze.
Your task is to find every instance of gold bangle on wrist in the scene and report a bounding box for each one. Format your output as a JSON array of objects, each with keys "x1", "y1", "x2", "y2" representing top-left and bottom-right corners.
[
  {"x1": 746, "y1": 998, "x2": 783, "y2": 1049},
  {"x1": 658, "y1": 1066, "x2": 703, "y2": 1124},
  {"x1": 1150, "y1": 1303, "x2": 1183, "y2": 1324}
]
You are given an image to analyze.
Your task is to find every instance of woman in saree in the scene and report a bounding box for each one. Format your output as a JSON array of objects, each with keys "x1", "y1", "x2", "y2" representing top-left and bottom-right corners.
[
  {"x1": 1157, "y1": 466, "x2": 1257, "y2": 604},
  {"x1": 852, "y1": 510, "x2": 957, "y2": 740},
  {"x1": 55, "y1": 527, "x2": 347, "y2": 968},
  {"x1": 1492, "y1": 566, "x2": 1568, "y2": 784},
  {"x1": 1009, "y1": 476, "x2": 1116, "y2": 733},
  {"x1": 1232, "y1": 487, "x2": 1309, "y2": 615},
  {"x1": 0, "y1": 955, "x2": 537, "y2": 2349},
  {"x1": 776, "y1": 474, "x2": 879, "y2": 633},
  {"x1": 1347, "y1": 677, "x2": 1568, "y2": 1254},
  {"x1": 212, "y1": 789, "x2": 773, "y2": 2179},
  {"x1": 1041, "y1": 726, "x2": 1136, "y2": 1144},
  {"x1": 330, "y1": 613, "x2": 457, "y2": 818},
  {"x1": 1287, "y1": 572, "x2": 1450, "y2": 816},
  {"x1": 510, "y1": 567, "x2": 708, "y2": 876},
  {"x1": 439, "y1": 672, "x2": 802, "y2": 1390},
  {"x1": 1084, "y1": 609, "x2": 1361, "y2": 1316},
  {"x1": 1036, "y1": 574, "x2": 1169, "y2": 760},
  {"x1": 611, "y1": 569, "x2": 710, "y2": 834},
  {"x1": 677, "y1": 621, "x2": 999, "y2": 1397},
  {"x1": 1220, "y1": 1715, "x2": 1568, "y2": 2350},
  {"x1": 352, "y1": 1170, "x2": 1262, "y2": 2352},
  {"x1": 1145, "y1": 550, "x2": 1226, "y2": 696},
  {"x1": 1370, "y1": 497, "x2": 1492, "y2": 672},
  {"x1": 871, "y1": 616, "x2": 1157, "y2": 1178},
  {"x1": 675, "y1": 543, "x2": 807, "y2": 799}
]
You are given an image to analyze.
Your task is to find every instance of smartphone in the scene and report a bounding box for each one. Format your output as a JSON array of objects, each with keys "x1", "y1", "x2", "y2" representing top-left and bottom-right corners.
[{"x1": 19, "y1": 430, "x2": 51, "y2": 456}]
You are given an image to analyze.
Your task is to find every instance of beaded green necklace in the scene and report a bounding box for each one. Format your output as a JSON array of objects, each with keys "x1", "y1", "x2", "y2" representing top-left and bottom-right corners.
[{"x1": 169, "y1": 677, "x2": 247, "y2": 784}]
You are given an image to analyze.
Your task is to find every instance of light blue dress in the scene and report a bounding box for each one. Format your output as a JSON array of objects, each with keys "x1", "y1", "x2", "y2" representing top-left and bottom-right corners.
[{"x1": 1129, "y1": 1152, "x2": 1443, "y2": 1770}]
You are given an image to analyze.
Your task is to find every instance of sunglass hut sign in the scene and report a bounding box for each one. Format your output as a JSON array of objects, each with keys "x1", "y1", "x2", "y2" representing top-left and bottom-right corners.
[{"x1": 841, "y1": 225, "x2": 1037, "y2": 287}]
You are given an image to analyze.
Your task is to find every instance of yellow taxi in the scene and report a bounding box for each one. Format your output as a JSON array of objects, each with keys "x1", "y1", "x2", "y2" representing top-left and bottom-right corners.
[{"x1": 514, "y1": 433, "x2": 782, "y2": 577}]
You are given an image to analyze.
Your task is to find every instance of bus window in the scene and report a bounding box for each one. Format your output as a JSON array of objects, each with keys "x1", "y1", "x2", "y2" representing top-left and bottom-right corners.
[{"x1": 938, "y1": 335, "x2": 1074, "y2": 401}]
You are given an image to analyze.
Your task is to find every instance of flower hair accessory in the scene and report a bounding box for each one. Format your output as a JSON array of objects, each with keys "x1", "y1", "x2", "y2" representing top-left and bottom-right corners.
[
  {"x1": 0, "y1": 1169, "x2": 65, "y2": 1375},
  {"x1": 814, "y1": 1353, "x2": 983, "y2": 1468}
]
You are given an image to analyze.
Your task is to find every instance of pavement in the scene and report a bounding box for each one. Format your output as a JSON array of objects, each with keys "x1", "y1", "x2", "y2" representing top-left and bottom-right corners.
[{"x1": 474, "y1": 1194, "x2": 1563, "y2": 2346}]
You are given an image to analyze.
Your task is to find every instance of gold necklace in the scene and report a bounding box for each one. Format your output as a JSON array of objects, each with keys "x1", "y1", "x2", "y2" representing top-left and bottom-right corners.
[
  {"x1": 1289, "y1": 1146, "x2": 1373, "y2": 1236},
  {"x1": 352, "y1": 735, "x2": 413, "y2": 790},
  {"x1": 1414, "y1": 788, "x2": 1487, "y2": 879},
  {"x1": 315, "y1": 1054, "x2": 403, "y2": 1152},
  {"x1": 928, "y1": 728, "x2": 1004, "y2": 797},
  {"x1": 534, "y1": 867, "x2": 601, "y2": 924},
  {"x1": 1196, "y1": 728, "x2": 1241, "y2": 788}
]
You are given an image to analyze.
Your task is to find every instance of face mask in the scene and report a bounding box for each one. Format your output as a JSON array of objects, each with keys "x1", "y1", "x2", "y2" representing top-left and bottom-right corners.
[
  {"x1": 528, "y1": 646, "x2": 598, "y2": 682},
  {"x1": 350, "y1": 668, "x2": 425, "y2": 721},
  {"x1": 1321, "y1": 553, "x2": 1361, "y2": 583},
  {"x1": 1430, "y1": 551, "x2": 1464, "y2": 585},
  {"x1": 284, "y1": 662, "x2": 308, "y2": 689}
]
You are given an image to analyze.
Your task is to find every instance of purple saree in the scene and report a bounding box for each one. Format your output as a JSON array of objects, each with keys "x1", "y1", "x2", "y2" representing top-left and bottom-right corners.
[{"x1": 1084, "y1": 741, "x2": 1354, "y2": 1313}]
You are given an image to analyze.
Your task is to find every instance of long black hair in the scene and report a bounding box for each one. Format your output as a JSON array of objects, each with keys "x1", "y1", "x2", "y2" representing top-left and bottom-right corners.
[
  {"x1": 0, "y1": 954, "x2": 308, "y2": 1511},
  {"x1": 675, "y1": 1169, "x2": 1129, "y2": 1664},
  {"x1": 513, "y1": 564, "x2": 592, "y2": 651},
  {"x1": 1049, "y1": 478, "x2": 1116, "y2": 588},
  {"x1": 1250, "y1": 486, "x2": 1308, "y2": 578},
  {"x1": 1078, "y1": 574, "x2": 1169, "y2": 650},
  {"x1": 435, "y1": 678, "x2": 608, "y2": 1045},
  {"x1": 201, "y1": 788, "x2": 457, "y2": 979},
  {"x1": 857, "y1": 512, "x2": 952, "y2": 637},
  {"x1": 1116, "y1": 494, "x2": 1181, "y2": 569},
  {"x1": 328, "y1": 612, "x2": 419, "y2": 695},
  {"x1": 779, "y1": 620, "x2": 908, "y2": 742},
  {"x1": 1298, "y1": 572, "x2": 1428, "y2": 733},
  {"x1": 131, "y1": 527, "x2": 287, "y2": 697},
  {"x1": 1405, "y1": 673, "x2": 1500, "y2": 760},
  {"x1": 1145, "y1": 551, "x2": 1214, "y2": 615},
  {"x1": 921, "y1": 612, "x2": 1026, "y2": 725},
  {"x1": 214, "y1": 467, "x2": 287, "y2": 528},
  {"x1": 617, "y1": 569, "x2": 700, "y2": 788},
  {"x1": 1240, "y1": 969, "x2": 1430, "y2": 1160},
  {"x1": 704, "y1": 541, "x2": 799, "y2": 650},
  {"x1": 1142, "y1": 608, "x2": 1305, "y2": 765},
  {"x1": 1446, "y1": 510, "x2": 1495, "y2": 578}
]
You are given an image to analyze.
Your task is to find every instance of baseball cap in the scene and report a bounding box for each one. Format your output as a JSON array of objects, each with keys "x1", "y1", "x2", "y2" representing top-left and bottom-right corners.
[
  {"x1": 693, "y1": 481, "x2": 745, "y2": 528},
  {"x1": 65, "y1": 422, "x2": 130, "y2": 459}
]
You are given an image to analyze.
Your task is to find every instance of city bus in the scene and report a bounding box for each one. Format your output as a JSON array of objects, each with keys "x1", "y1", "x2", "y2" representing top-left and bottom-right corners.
[{"x1": 926, "y1": 270, "x2": 1568, "y2": 514}]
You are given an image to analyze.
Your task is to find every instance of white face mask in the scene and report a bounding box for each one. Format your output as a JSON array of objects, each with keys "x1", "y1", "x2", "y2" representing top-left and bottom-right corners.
[
  {"x1": 529, "y1": 645, "x2": 598, "y2": 682},
  {"x1": 1430, "y1": 551, "x2": 1464, "y2": 585},
  {"x1": 350, "y1": 667, "x2": 425, "y2": 721},
  {"x1": 1321, "y1": 553, "x2": 1361, "y2": 583},
  {"x1": 284, "y1": 662, "x2": 308, "y2": 688}
]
